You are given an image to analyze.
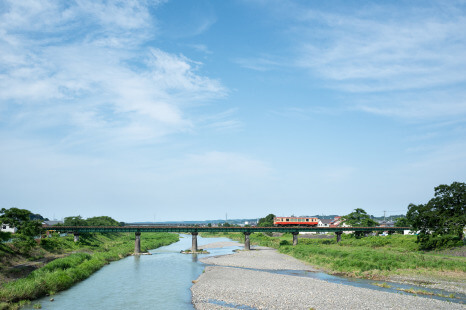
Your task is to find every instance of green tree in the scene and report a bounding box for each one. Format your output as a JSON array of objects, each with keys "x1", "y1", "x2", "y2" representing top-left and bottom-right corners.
[
  {"x1": 0, "y1": 231, "x2": 11, "y2": 242},
  {"x1": 394, "y1": 217, "x2": 410, "y2": 227},
  {"x1": 0, "y1": 207, "x2": 42, "y2": 237},
  {"x1": 407, "y1": 182, "x2": 465, "y2": 249},
  {"x1": 86, "y1": 216, "x2": 120, "y2": 226},
  {"x1": 64, "y1": 216, "x2": 88, "y2": 226},
  {"x1": 342, "y1": 208, "x2": 378, "y2": 238},
  {"x1": 258, "y1": 214, "x2": 275, "y2": 227}
]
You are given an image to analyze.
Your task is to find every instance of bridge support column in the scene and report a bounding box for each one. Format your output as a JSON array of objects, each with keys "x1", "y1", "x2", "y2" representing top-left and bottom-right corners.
[
  {"x1": 336, "y1": 232, "x2": 342, "y2": 243},
  {"x1": 192, "y1": 232, "x2": 198, "y2": 252},
  {"x1": 73, "y1": 233, "x2": 79, "y2": 243},
  {"x1": 244, "y1": 232, "x2": 251, "y2": 250},
  {"x1": 292, "y1": 232, "x2": 299, "y2": 246},
  {"x1": 134, "y1": 232, "x2": 141, "y2": 254}
]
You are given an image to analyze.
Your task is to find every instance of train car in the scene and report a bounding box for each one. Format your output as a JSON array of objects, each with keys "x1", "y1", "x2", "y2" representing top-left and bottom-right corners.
[{"x1": 273, "y1": 216, "x2": 319, "y2": 226}]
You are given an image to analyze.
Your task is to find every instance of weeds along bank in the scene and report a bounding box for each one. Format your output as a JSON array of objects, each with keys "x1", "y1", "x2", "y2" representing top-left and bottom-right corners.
[
  {"x1": 200, "y1": 232, "x2": 466, "y2": 281},
  {"x1": 0, "y1": 232, "x2": 178, "y2": 309}
]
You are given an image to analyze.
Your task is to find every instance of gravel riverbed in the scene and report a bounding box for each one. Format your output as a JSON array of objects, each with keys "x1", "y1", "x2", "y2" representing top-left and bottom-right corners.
[{"x1": 191, "y1": 246, "x2": 465, "y2": 310}]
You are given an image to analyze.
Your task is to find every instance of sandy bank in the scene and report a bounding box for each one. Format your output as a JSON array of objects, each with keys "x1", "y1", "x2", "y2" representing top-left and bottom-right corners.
[{"x1": 192, "y1": 247, "x2": 464, "y2": 310}]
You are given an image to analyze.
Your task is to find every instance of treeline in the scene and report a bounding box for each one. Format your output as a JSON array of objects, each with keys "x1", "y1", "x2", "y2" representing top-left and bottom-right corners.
[
  {"x1": 0, "y1": 209, "x2": 126, "y2": 256},
  {"x1": 256, "y1": 181, "x2": 465, "y2": 250},
  {"x1": 332, "y1": 182, "x2": 465, "y2": 249},
  {"x1": 61, "y1": 215, "x2": 124, "y2": 227}
]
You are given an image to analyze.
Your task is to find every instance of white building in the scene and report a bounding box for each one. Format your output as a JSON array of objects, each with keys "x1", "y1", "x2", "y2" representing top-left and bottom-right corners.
[
  {"x1": 1, "y1": 223, "x2": 17, "y2": 233},
  {"x1": 318, "y1": 218, "x2": 333, "y2": 228}
]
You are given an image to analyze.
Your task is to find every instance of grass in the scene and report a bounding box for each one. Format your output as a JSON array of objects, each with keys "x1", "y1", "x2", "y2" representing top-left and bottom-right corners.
[
  {"x1": 396, "y1": 287, "x2": 456, "y2": 298},
  {"x1": 372, "y1": 282, "x2": 392, "y2": 288},
  {"x1": 201, "y1": 232, "x2": 466, "y2": 280},
  {"x1": 0, "y1": 232, "x2": 178, "y2": 309}
]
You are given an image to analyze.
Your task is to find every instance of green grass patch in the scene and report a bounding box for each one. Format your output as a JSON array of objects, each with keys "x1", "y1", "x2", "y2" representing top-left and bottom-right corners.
[{"x1": 204, "y1": 232, "x2": 466, "y2": 280}]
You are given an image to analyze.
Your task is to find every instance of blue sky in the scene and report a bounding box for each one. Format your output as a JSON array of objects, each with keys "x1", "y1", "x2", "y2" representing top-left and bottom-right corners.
[{"x1": 1, "y1": 0, "x2": 465, "y2": 222}]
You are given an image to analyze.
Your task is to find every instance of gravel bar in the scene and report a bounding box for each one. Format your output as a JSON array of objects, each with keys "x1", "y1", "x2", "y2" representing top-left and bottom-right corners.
[
  {"x1": 192, "y1": 247, "x2": 465, "y2": 310},
  {"x1": 199, "y1": 242, "x2": 244, "y2": 249}
]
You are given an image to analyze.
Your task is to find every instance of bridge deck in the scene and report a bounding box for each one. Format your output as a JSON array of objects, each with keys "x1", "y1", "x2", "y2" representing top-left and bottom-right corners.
[{"x1": 44, "y1": 226, "x2": 409, "y2": 233}]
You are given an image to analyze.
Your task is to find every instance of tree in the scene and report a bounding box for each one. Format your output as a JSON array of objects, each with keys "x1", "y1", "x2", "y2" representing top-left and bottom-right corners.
[
  {"x1": 258, "y1": 214, "x2": 275, "y2": 227},
  {"x1": 86, "y1": 216, "x2": 120, "y2": 226},
  {"x1": 407, "y1": 182, "x2": 465, "y2": 249},
  {"x1": 0, "y1": 207, "x2": 42, "y2": 237},
  {"x1": 394, "y1": 217, "x2": 410, "y2": 227},
  {"x1": 64, "y1": 216, "x2": 88, "y2": 226},
  {"x1": 342, "y1": 208, "x2": 378, "y2": 238},
  {"x1": 342, "y1": 208, "x2": 378, "y2": 227}
]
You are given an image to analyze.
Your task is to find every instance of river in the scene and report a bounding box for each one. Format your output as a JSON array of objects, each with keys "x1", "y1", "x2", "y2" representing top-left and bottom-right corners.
[
  {"x1": 22, "y1": 234, "x2": 465, "y2": 309},
  {"x1": 22, "y1": 234, "x2": 241, "y2": 310}
]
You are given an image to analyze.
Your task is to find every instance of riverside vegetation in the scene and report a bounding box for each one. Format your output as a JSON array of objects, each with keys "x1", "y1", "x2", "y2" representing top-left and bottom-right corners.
[
  {"x1": 0, "y1": 232, "x2": 178, "y2": 309},
  {"x1": 200, "y1": 232, "x2": 465, "y2": 282}
]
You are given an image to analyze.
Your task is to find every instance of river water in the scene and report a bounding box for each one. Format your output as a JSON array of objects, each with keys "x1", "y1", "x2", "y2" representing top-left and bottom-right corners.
[
  {"x1": 22, "y1": 234, "x2": 464, "y2": 309},
  {"x1": 23, "y1": 234, "x2": 241, "y2": 310}
]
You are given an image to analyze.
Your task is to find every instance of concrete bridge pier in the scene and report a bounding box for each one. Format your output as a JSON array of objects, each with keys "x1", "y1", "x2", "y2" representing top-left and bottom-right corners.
[
  {"x1": 336, "y1": 232, "x2": 342, "y2": 243},
  {"x1": 244, "y1": 232, "x2": 251, "y2": 250},
  {"x1": 134, "y1": 232, "x2": 141, "y2": 254},
  {"x1": 73, "y1": 233, "x2": 79, "y2": 243},
  {"x1": 192, "y1": 232, "x2": 198, "y2": 252},
  {"x1": 292, "y1": 232, "x2": 299, "y2": 246}
]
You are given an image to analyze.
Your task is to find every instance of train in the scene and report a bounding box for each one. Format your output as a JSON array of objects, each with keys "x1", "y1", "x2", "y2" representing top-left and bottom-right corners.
[{"x1": 273, "y1": 216, "x2": 319, "y2": 226}]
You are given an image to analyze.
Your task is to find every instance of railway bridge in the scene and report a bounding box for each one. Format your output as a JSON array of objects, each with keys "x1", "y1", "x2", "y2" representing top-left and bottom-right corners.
[{"x1": 45, "y1": 226, "x2": 408, "y2": 254}]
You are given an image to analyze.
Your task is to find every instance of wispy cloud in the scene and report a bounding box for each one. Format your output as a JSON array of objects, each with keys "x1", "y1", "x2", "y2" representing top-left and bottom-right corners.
[
  {"x1": 0, "y1": 0, "x2": 226, "y2": 145},
  {"x1": 186, "y1": 44, "x2": 212, "y2": 54},
  {"x1": 234, "y1": 55, "x2": 282, "y2": 71},
  {"x1": 295, "y1": 5, "x2": 466, "y2": 91},
  {"x1": 198, "y1": 108, "x2": 242, "y2": 132},
  {"x1": 258, "y1": 1, "x2": 466, "y2": 120}
]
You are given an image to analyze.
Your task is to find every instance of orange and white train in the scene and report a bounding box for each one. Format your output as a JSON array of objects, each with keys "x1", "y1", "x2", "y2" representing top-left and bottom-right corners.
[{"x1": 273, "y1": 216, "x2": 319, "y2": 226}]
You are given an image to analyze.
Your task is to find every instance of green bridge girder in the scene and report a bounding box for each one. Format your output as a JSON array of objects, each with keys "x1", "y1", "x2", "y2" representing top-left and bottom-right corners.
[{"x1": 44, "y1": 226, "x2": 409, "y2": 234}]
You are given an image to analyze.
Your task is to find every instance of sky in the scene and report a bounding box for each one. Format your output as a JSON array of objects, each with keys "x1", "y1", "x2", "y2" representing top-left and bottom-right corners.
[{"x1": 1, "y1": 0, "x2": 465, "y2": 222}]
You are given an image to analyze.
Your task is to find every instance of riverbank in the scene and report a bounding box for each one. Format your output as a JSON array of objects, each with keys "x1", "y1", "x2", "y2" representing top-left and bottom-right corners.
[
  {"x1": 200, "y1": 232, "x2": 466, "y2": 285},
  {"x1": 0, "y1": 232, "x2": 178, "y2": 309},
  {"x1": 192, "y1": 246, "x2": 465, "y2": 309}
]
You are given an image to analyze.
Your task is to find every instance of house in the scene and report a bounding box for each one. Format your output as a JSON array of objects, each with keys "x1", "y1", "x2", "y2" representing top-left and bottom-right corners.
[
  {"x1": 1, "y1": 223, "x2": 18, "y2": 234},
  {"x1": 318, "y1": 218, "x2": 333, "y2": 227},
  {"x1": 329, "y1": 216, "x2": 342, "y2": 227}
]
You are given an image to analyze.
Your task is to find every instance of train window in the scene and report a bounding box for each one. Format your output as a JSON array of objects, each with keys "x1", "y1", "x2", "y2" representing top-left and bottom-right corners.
[
  {"x1": 286, "y1": 218, "x2": 289, "y2": 222},
  {"x1": 306, "y1": 219, "x2": 309, "y2": 222}
]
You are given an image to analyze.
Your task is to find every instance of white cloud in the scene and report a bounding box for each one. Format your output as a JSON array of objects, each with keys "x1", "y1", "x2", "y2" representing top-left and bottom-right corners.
[
  {"x1": 0, "y1": 0, "x2": 226, "y2": 144},
  {"x1": 295, "y1": 6, "x2": 466, "y2": 92},
  {"x1": 265, "y1": 2, "x2": 466, "y2": 121}
]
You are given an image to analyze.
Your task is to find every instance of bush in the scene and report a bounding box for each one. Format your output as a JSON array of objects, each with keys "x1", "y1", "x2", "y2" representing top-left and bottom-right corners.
[
  {"x1": 279, "y1": 240, "x2": 290, "y2": 246},
  {"x1": 12, "y1": 235, "x2": 36, "y2": 255},
  {"x1": 417, "y1": 234, "x2": 463, "y2": 250}
]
